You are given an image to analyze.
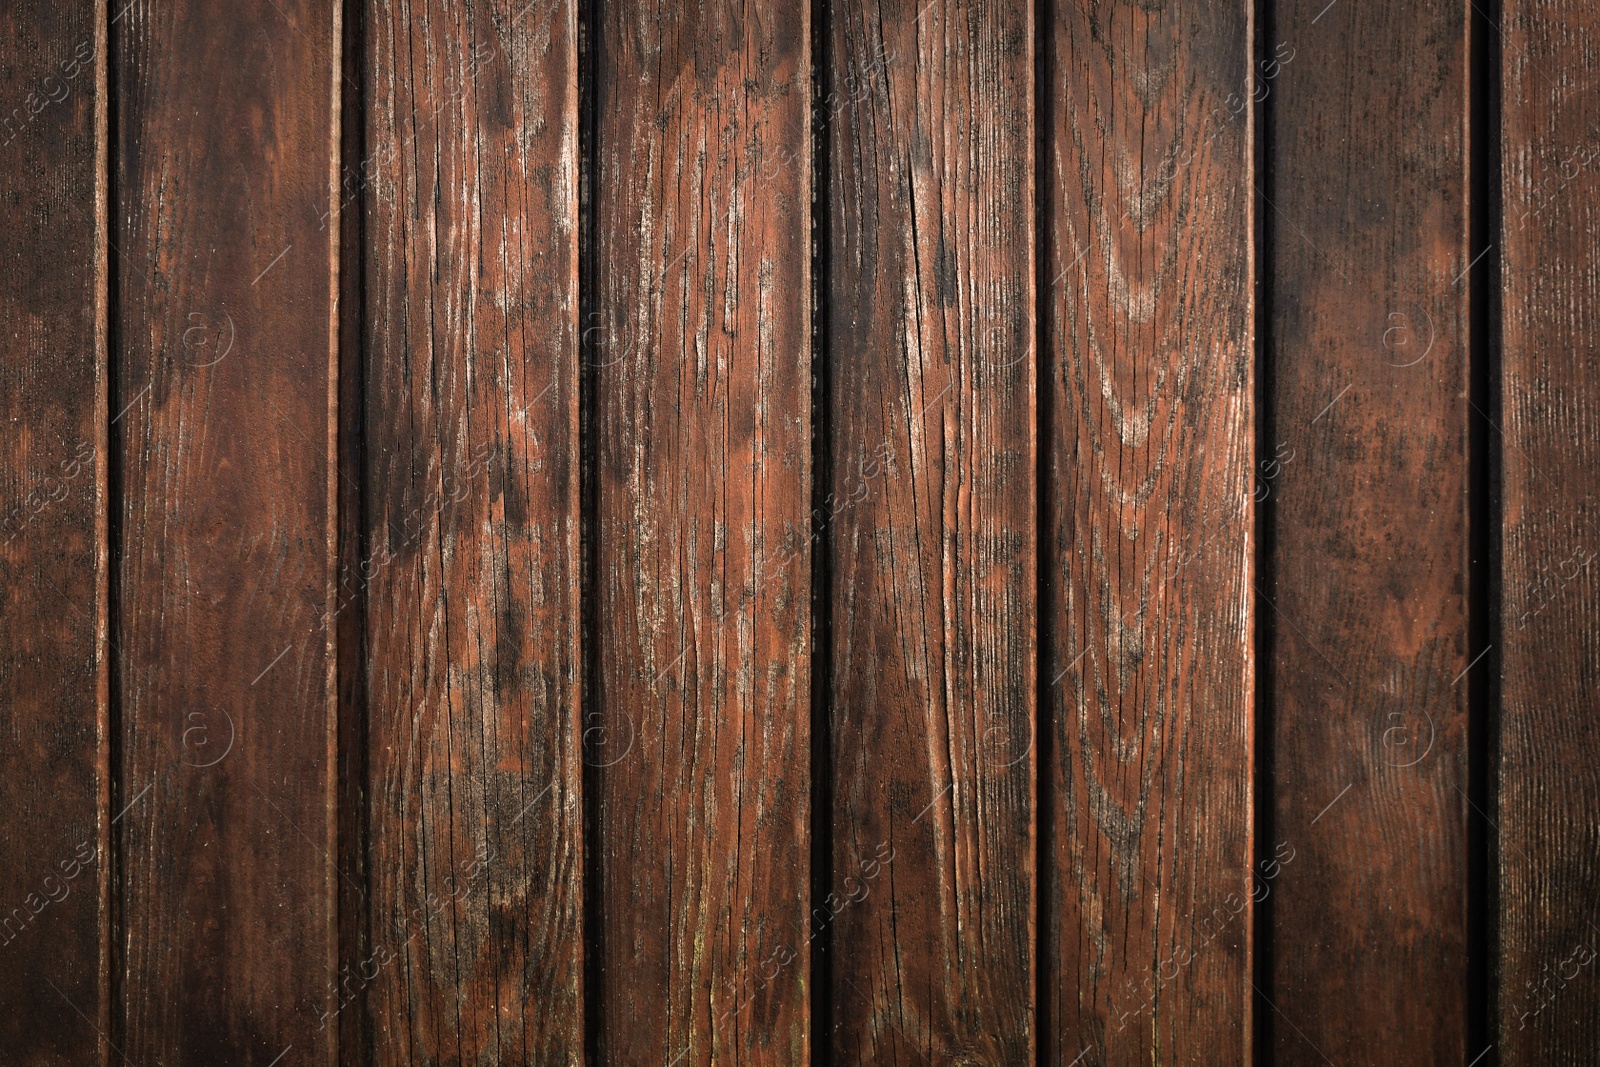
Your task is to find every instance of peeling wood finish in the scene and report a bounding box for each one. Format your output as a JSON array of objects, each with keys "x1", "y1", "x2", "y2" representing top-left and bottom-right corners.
[
  {"x1": 114, "y1": 0, "x2": 341, "y2": 1061},
  {"x1": 0, "y1": 1, "x2": 108, "y2": 1062},
  {"x1": 1264, "y1": 0, "x2": 1471, "y2": 1062},
  {"x1": 1499, "y1": 1, "x2": 1600, "y2": 1059},
  {"x1": 592, "y1": 2, "x2": 813, "y2": 1064},
  {"x1": 358, "y1": 0, "x2": 584, "y2": 1062},
  {"x1": 1041, "y1": 1, "x2": 1254, "y2": 1062},
  {"x1": 827, "y1": 1, "x2": 1036, "y2": 1061}
]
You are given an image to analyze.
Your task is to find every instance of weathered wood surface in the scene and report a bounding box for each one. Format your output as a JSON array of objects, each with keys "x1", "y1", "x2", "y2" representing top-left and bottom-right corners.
[
  {"x1": 1499, "y1": 0, "x2": 1600, "y2": 1060},
  {"x1": 0, "y1": 1, "x2": 108, "y2": 1062},
  {"x1": 356, "y1": 0, "x2": 584, "y2": 1063},
  {"x1": 114, "y1": 0, "x2": 340, "y2": 1061},
  {"x1": 592, "y1": 1, "x2": 813, "y2": 1063},
  {"x1": 827, "y1": 1, "x2": 1036, "y2": 1061},
  {"x1": 1, "y1": 3, "x2": 1599, "y2": 1063},
  {"x1": 1040, "y1": 0, "x2": 1254, "y2": 1062},
  {"x1": 1263, "y1": 0, "x2": 1471, "y2": 1062}
]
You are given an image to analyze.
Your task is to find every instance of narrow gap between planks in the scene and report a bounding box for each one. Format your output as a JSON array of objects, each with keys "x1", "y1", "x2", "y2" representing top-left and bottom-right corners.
[
  {"x1": 808, "y1": 0, "x2": 836, "y2": 1059},
  {"x1": 1466, "y1": 0, "x2": 1504, "y2": 1060},
  {"x1": 325, "y1": 3, "x2": 346, "y2": 1063},
  {"x1": 334, "y1": 0, "x2": 372, "y2": 1060},
  {"x1": 1032, "y1": 0, "x2": 1052, "y2": 1061},
  {"x1": 103, "y1": 0, "x2": 123, "y2": 1059},
  {"x1": 1251, "y1": 0, "x2": 1277, "y2": 1057},
  {"x1": 578, "y1": 0, "x2": 604, "y2": 1059}
]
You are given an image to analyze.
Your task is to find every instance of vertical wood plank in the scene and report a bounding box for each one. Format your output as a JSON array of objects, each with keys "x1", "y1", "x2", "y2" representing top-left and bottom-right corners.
[
  {"x1": 827, "y1": 1, "x2": 1035, "y2": 1060},
  {"x1": 1040, "y1": 1, "x2": 1254, "y2": 1061},
  {"x1": 1499, "y1": 0, "x2": 1600, "y2": 1059},
  {"x1": 1264, "y1": 0, "x2": 1471, "y2": 1062},
  {"x1": 593, "y1": 1, "x2": 812, "y2": 1062},
  {"x1": 0, "y1": 1, "x2": 108, "y2": 1061},
  {"x1": 359, "y1": 0, "x2": 583, "y2": 1061},
  {"x1": 116, "y1": 0, "x2": 341, "y2": 1060}
]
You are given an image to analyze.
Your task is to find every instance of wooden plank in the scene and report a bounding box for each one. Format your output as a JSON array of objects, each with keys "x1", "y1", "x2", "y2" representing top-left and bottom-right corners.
[
  {"x1": 1262, "y1": 0, "x2": 1470, "y2": 1062},
  {"x1": 0, "y1": 1, "x2": 108, "y2": 1061},
  {"x1": 1499, "y1": 0, "x2": 1600, "y2": 1059},
  {"x1": 827, "y1": 1, "x2": 1035, "y2": 1060},
  {"x1": 358, "y1": 0, "x2": 583, "y2": 1061},
  {"x1": 115, "y1": 0, "x2": 341, "y2": 1060},
  {"x1": 1040, "y1": 1, "x2": 1254, "y2": 1061},
  {"x1": 592, "y1": 1, "x2": 812, "y2": 1061}
]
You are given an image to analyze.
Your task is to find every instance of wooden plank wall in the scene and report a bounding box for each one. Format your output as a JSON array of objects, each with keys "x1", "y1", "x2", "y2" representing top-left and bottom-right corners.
[{"x1": 0, "y1": 0, "x2": 1596, "y2": 1064}]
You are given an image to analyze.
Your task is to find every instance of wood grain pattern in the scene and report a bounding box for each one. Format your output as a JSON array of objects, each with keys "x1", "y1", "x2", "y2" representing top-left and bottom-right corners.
[
  {"x1": 115, "y1": 0, "x2": 340, "y2": 1060},
  {"x1": 1263, "y1": 0, "x2": 1470, "y2": 1062},
  {"x1": 593, "y1": 1, "x2": 812, "y2": 1062},
  {"x1": 1040, "y1": 1, "x2": 1254, "y2": 1062},
  {"x1": 0, "y1": 1, "x2": 108, "y2": 1062},
  {"x1": 358, "y1": 0, "x2": 583, "y2": 1062},
  {"x1": 827, "y1": 1, "x2": 1035, "y2": 1060},
  {"x1": 5, "y1": 2, "x2": 1600, "y2": 1058},
  {"x1": 1499, "y1": 1, "x2": 1600, "y2": 1060}
]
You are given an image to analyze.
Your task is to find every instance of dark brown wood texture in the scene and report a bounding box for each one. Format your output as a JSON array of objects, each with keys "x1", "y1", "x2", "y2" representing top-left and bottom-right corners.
[
  {"x1": 3, "y1": 2, "x2": 1600, "y2": 1063},
  {"x1": 827, "y1": 1, "x2": 1035, "y2": 1061},
  {"x1": 1264, "y1": 0, "x2": 1471, "y2": 1063},
  {"x1": 1041, "y1": 0, "x2": 1254, "y2": 1062},
  {"x1": 115, "y1": 0, "x2": 339, "y2": 1061},
  {"x1": 592, "y1": 2, "x2": 812, "y2": 1063},
  {"x1": 357, "y1": 0, "x2": 583, "y2": 1062},
  {"x1": 0, "y1": 1, "x2": 107, "y2": 1062},
  {"x1": 1499, "y1": 0, "x2": 1600, "y2": 1059}
]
